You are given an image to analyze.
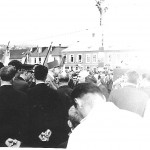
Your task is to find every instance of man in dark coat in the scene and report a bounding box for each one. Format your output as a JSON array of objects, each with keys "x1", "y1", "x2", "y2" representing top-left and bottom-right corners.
[
  {"x1": 8, "y1": 60, "x2": 28, "y2": 93},
  {"x1": 57, "y1": 72, "x2": 73, "y2": 112},
  {"x1": 27, "y1": 65, "x2": 69, "y2": 148},
  {"x1": 0, "y1": 66, "x2": 28, "y2": 147}
]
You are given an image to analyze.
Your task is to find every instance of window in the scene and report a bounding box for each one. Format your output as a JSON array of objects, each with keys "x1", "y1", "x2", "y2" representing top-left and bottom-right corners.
[
  {"x1": 34, "y1": 58, "x2": 36, "y2": 63},
  {"x1": 65, "y1": 67, "x2": 69, "y2": 70},
  {"x1": 39, "y1": 57, "x2": 41, "y2": 64},
  {"x1": 70, "y1": 54, "x2": 74, "y2": 63},
  {"x1": 86, "y1": 54, "x2": 91, "y2": 63},
  {"x1": 76, "y1": 66, "x2": 78, "y2": 70},
  {"x1": 87, "y1": 66, "x2": 90, "y2": 71},
  {"x1": 64, "y1": 55, "x2": 67, "y2": 63},
  {"x1": 92, "y1": 54, "x2": 97, "y2": 63},
  {"x1": 77, "y1": 54, "x2": 82, "y2": 63}
]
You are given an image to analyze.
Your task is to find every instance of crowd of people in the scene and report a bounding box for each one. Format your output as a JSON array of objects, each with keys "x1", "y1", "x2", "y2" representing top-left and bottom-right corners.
[{"x1": 0, "y1": 60, "x2": 150, "y2": 149}]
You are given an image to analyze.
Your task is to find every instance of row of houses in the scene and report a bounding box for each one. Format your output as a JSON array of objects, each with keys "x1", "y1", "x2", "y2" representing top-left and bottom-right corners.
[{"x1": 0, "y1": 41, "x2": 147, "y2": 71}]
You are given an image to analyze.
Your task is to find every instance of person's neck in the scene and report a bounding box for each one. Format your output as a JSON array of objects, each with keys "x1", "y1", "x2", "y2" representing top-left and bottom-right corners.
[
  {"x1": 1, "y1": 80, "x2": 12, "y2": 86},
  {"x1": 36, "y1": 80, "x2": 45, "y2": 85}
]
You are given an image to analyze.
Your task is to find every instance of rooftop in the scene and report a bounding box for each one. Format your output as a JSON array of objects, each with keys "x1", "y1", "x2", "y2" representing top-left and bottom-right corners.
[
  {"x1": 30, "y1": 47, "x2": 49, "y2": 57},
  {"x1": 61, "y1": 41, "x2": 103, "y2": 53},
  {"x1": 51, "y1": 46, "x2": 68, "y2": 56},
  {"x1": 10, "y1": 49, "x2": 28, "y2": 59}
]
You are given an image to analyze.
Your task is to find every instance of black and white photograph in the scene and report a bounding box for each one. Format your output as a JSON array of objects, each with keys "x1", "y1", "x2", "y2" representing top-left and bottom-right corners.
[{"x1": 0, "y1": 0, "x2": 150, "y2": 149}]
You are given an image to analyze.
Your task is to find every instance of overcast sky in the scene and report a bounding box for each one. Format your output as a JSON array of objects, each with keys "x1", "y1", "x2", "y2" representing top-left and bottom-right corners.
[{"x1": 0, "y1": 0, "x2": 150, "y2": 49}]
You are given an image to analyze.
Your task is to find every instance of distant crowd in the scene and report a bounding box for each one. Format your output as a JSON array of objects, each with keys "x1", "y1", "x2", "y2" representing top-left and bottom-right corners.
[{"x1": 0, "y1": 60, "x2": 150, "y2": 149}]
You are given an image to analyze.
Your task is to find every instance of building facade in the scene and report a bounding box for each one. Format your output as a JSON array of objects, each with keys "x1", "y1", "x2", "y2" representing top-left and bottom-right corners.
[
  {"x1": 104, "y1": 49, "x2": 149, "y2": 70},
  {"x1": 61, "y1": 43, "x2": 104, "y2": 71}
]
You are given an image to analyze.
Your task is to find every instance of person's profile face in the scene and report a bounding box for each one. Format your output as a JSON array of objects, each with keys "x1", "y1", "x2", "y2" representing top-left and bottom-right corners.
[
  {"x1": 74, "y1": 98, "x2": 87, "y2": 119},
  {"x1": 77, "y1": 75, "x2": 85, "y2": 83}
]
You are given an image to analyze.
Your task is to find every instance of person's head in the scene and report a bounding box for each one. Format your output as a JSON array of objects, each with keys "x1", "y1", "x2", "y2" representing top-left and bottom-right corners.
[
  {"x1": 58, "y1": 72, "x2": 69, "y2": 86},
  {"x1": 142, "y1": 73, "x2": 150, "y2": 81},
  {"x1": 140, "y1": 73, "x2": 150, "y2": 87},
  {"x1": 34, "y1": 65, "x2": 48, "y2": 81},
  {"x1": 0, "y1": 62, "x2": 4, "y2": 69},
  {"x1": 125, "y1": 70, "x2": 139, "y2": 85},
  {"x1": 71, "y1": 82, "x2": 105, "y2": 118},
  {"x1": 8, "y1": 60, "x2": 22, "y2": 72},
  {"x1": 0, "y1": 66, "x2": 16, "y2": 82},
  {"x1": 85, "y1": 75, "x2": 97, "y2": 84},
  {"x1": 77, "y1": 70, "x2": 89, "y2": 83},
  {"x1": 72, "y1": 73, "x2": 78, "y2": 84}
]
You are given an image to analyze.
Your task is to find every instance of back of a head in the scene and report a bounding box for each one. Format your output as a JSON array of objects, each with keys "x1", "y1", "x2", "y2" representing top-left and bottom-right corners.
[
  {"x1": 85, "y1": 75, "x2": 97, "y2": 84},
  {"x1": 0, "y1": 66, "x2": 16, "y2": 81},
  {"x1": 71, "y1": 82, "x2": 103, "y2": 101},
  {"x1": 34, "y1": 65, "x2": 48, "y2": 81},
  {"x1": 58, "y1": 72, "x2": 69, "y2": 83},
  {"x1": 8, "y1": 60, "x2": 22, "y2": 72},
  {"x1": 126, "y1": 70, "x2": 139, "y2": 84},
  {"x1": 142, "y1": 73, "x2": 150, "y2": 82}
]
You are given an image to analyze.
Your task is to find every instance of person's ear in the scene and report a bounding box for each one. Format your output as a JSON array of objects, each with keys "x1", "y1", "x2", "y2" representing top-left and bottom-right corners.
[{"x1": 75, "y1": 98, "x2": 82, "y2": 108}]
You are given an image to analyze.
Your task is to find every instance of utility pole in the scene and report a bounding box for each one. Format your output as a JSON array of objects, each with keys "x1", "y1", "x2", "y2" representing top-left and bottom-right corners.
[{"x1": 95, "y1": 0, "x2": 108, "y2": 48}]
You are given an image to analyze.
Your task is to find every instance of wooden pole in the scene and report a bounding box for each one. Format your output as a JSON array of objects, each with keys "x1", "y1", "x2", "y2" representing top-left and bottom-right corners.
[{"x1": 43, "y1": 42, "x2": 53, "y2": 66}]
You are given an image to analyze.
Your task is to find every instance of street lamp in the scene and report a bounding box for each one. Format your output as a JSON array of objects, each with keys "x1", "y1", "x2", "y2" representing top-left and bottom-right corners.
[{"x1": 95, "y1": 0, "x2": 108, "y2": 47}]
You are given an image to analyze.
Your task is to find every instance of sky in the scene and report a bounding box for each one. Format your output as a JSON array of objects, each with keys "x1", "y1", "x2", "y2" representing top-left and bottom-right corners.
[{"x1": 0, "y1": 0, "x2": 150, "y2": 49}]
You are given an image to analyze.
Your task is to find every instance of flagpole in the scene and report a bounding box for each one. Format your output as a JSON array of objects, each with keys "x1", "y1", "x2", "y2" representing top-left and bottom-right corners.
[{"x1": 43, "y1": 42, "x2": 53, "y2": 66}]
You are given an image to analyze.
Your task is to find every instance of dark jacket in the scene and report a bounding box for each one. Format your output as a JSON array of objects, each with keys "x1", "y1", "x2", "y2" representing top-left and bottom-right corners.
[
  {"x1": 0, "y1": 85, "x2": 28, "y2": 147},
  {"x1": 27, "y1": 83, "x2": 69, "y2": 148},
  {"x1": 57, "y1": 85, "x2": 73, "y2": 111},
  {"x1": 13, "y1": 76, "x2": 28, "y2": 93}
]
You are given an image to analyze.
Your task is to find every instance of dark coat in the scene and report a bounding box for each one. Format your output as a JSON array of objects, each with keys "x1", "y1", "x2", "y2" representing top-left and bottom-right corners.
[
  {"x1": 57, "y1": 85, "x2": 73, "y2": 112},
  {"x1": 0, "y1": 85, "x2": 29, "y2": 147},
  {"x1": 27, "y1": 83, "x2": 70, "y2": 148},
  {"x1": 13, "y1": 76, "x2": 28, "y2": 93}
]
